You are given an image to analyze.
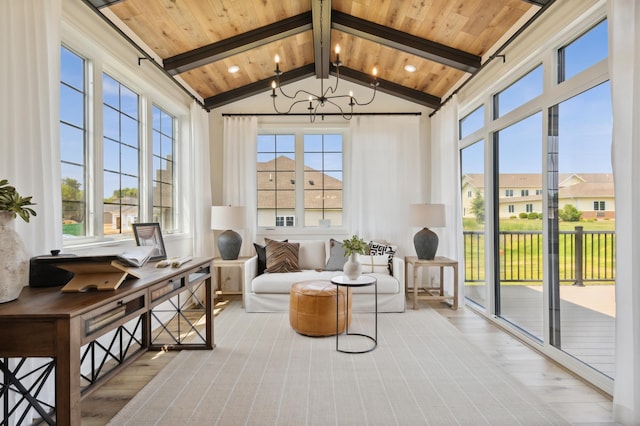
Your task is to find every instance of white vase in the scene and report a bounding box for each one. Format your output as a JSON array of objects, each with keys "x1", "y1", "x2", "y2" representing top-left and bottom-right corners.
[
  {"x1": 0, "y1": 211, "x2": 29, "y2": 303},
  {"x1": 343, "y1": 253, "x2": 362, "y2": 280}
]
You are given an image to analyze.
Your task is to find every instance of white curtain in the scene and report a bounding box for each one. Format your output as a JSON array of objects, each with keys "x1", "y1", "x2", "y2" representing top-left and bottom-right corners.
[
  {"x1": 429, "y1": 95, "x2": 464, "y2": 303},
  {"x1": 608, "y1": 0, "x2": 640, "y2": 423},
  {"x1": 222, "y1": 116, "x2": 257, "y2": 256},
  {"x1": 0, "y1": 0, "x2": 62, "y2": 256},
  {"x1": 348, "y1": 115, "x2": 422, "y2": 255},
  {"x1": 0, "y1": 1, "x2": 61, "y2": 423},
  {"x1": 190, "y1": 101, "x2": 215, "y2": 257}
]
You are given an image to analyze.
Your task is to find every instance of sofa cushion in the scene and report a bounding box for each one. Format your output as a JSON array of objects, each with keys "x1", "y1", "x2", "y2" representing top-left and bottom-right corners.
[
  {"x1": 265, "y1": 239, "x2": 301, "y2": 273},
  {"x1": 324, "y1": 238, "x2": 347, "y2": 271},
  {"x1": 252, "y1": 270, "x2": 340, "y2": 293},
  {"x1": 291, "y1": 240, "x2": 326, "y2": 270},
  {"x1": 251, "y1": 270, "x2": 400, "y2": 295}
]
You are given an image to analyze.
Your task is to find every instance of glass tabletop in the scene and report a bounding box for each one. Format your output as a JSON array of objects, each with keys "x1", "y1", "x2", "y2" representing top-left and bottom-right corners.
[{"x1": 331, "y1": 275, "x2": 377, "y2": 287}]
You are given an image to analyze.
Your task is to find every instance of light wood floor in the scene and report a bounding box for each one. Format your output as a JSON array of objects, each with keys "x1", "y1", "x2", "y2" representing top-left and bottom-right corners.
[{"x1": 81, "y1": 297, "x2": 614, "y2": 425}]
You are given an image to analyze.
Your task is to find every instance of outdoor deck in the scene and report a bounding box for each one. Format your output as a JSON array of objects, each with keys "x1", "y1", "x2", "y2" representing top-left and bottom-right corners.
[{"x1": 466, "y1": 284, "x2": 615, "y2": 379}]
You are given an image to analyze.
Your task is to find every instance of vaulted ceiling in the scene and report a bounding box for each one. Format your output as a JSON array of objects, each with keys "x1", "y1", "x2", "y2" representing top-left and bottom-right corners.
[{"x1": 84, "y1": 0, "x2": 554, "y2": 112}]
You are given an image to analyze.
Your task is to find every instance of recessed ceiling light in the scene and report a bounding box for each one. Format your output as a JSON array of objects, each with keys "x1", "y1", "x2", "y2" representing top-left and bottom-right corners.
[
  {"x1": 404, "y1": 64, "x2": 416, "y2": 73},
  {"x1": 228, "y1": 65, "x2": 240, "y2": 74}
]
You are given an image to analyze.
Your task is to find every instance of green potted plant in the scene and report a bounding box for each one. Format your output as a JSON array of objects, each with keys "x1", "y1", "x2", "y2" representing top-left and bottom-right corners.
[
  {"x1": 0, "y1": 179, "x2": 37, "y2": 222},
  {"x1": 342, "y1": 234, "x2": 369, "y2": 280},
  {"x1": 0, "y1": 179, "x2": 36, "y2": 303}
]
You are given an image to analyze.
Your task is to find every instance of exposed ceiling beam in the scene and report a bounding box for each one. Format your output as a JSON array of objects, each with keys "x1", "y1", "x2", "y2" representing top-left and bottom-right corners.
[
  {"x1": 335, "y1": 67, "x2": 441, "y2": 109},
  {"x1": 332, "y1": 11, "x2": 480, "y2": 74},
  {"x1": 311, "y1": 0, "x2": 332, "y2": 79},
  {"x1": 204, "y1": 64, "x2": 316, "y2": 110},
  {"x1": 85, "y1": 0, "x2": 124, "y2": 8},
  {"x1": 521, "y1": 0, "x2": 552, "y2": 6},
  {"x1": 164, "y1": 12, "x2": 313, "y2": 75}
]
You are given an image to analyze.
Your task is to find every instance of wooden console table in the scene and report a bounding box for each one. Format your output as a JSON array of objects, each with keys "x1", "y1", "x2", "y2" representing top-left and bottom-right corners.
[
  {"x1": 0, "y1": 257, "x2": 214, "y2": 425},
  {"x1": 404, "y1": 256, "x2": 459, "y2": 310}
]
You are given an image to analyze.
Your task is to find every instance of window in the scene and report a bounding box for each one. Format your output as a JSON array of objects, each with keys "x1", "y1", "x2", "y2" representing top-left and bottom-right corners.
[
  {"x1": 459, "y1": 106, "x2": 484, "y2": 139},
  {"x1": 257, "y1": 131, "x2": 344, "y2": 229},
  {"x1": 594, "y1": 201, "x2": 605, "y2": 210},
  {"x1": 152, "y1": 106, "x2": 175, "y2": 231},
  {"x1": 304, "y1": 134, "x2": 343, "y2": 227},
  {"x1": 505, "y1": 189, "x2": 513, "y2": 197},
  {"x1": 276, "y1": 215, "x2": 295, "y2": 227},
  {"x1": 508, "y1": 205, "x2": 515, "y2": 213},
  {"x1": 526, "y1": 204, "x2": 534, "y2": 213},
  {"x1": 60, "y1": 47, "x2": 87, "y2": 237},
  {"x1": 536, "y1": 189, "x2": 543, "y2": 195},
  {"x1": 467, "y1": 191, "x2": 472, "y2": 198},
  {"x1": 521, "y1": 189, "x2": 529, "y2": 196},
  {"x1": 558, "y1": 20, "x2": 608, "y2": 83},
  {"x1": 103, "y1": 73, "x2": 140, "y2": 235},
  {"x1": 494, "y1": 65, "x2": 543, "y2": 118},
  {"x1": 60, "y1": 42, "x2": 185, "y2": 245},
  {"x1": 257, "y1": 134, "x2": 295, "y2": 227}
]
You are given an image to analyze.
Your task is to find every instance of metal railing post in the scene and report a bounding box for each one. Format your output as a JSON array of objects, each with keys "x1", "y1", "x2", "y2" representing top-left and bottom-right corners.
[{"x1": 573, "y1": 226, "x2": 584, "y2": 286}]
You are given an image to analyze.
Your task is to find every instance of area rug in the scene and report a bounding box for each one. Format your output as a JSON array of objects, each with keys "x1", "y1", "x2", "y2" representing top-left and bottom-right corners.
[{"x1": 108, "y1": 300, "x2": 569, "y2": 425}]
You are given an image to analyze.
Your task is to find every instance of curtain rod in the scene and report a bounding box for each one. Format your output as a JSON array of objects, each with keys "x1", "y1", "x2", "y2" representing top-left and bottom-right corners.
[{"x1": 221, "y1": 112, "x2": 422, "y2": 117}]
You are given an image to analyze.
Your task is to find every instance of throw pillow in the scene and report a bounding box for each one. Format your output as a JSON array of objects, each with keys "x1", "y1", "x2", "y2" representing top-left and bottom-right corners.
[
  {"x1": 325, "y1": 238, "x2": 348, "y2": 271},
  {"x1": 254, "y1": 239, "x2": 287, "y2": 275},
  {"x1": 358, "y1": 254, "x2": 390, "y2": 274},
  {"x1": 368, "y1": 241, "x2": 398, "y2": 274},
  {"x1": 265, "y1": 239, "x2": 301, "y2": 273}
]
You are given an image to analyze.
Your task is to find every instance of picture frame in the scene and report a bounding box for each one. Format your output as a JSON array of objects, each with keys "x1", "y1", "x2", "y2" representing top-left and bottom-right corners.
[{"x1": 132, "y1": 223, "x2": 167, "y2": 261}]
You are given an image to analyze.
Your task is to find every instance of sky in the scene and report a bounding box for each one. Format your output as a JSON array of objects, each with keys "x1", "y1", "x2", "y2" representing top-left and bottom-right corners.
[{"x1": 461, "y1": 19, "x2": 611, "y2": 176}]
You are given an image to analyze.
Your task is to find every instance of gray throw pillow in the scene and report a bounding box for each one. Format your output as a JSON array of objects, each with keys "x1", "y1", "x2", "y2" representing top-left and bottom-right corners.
[{"x1": 325, "y1": 239, "x2": 347, "y2": 271}]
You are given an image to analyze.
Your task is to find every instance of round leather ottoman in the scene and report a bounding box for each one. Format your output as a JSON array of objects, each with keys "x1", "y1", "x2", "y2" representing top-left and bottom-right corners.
[{"x1": 289, "y1": 280, "x2": 352, "y2": 337}]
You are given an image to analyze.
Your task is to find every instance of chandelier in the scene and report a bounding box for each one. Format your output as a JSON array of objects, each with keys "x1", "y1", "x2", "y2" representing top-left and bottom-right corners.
[{"x1": 270, "y1": 1, "x2": 379, "y2": 122}]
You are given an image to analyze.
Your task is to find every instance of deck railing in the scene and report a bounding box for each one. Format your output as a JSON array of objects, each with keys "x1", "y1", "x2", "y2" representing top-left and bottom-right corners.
[{"x1": 463, "y1": 226, "x2": 616, "y2": 284}]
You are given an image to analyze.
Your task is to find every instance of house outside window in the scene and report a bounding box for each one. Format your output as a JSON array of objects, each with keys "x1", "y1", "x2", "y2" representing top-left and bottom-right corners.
[
  {"x1": 521, "y1": 189, "x2": 529, "y2": 196},
  {"x1": 526, "y1": 203, "x2": 534, "y2": 213},
  {"x1": 594, "y1": 201, "x2": 605, "y2": 210},
  {"x1": 257, "y1": 131, "x2": 344, "y2": 229},
  {"x1": 508, "y1": 205, "x2": 515, "y2": 213},
  {"x1": 505, "y1": 189, "x2": 513, "y2": 197}
]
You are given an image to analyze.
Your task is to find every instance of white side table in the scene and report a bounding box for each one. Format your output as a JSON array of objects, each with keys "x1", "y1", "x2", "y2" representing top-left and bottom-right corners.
[{"x1": 213, "y1": 256, "x2": 252, "y2": 307}]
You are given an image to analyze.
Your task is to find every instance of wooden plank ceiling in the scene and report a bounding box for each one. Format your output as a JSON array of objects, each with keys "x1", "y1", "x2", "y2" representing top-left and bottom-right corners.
[{"x1": 85, "y1": 0, "x2": 553, "y2": 111}]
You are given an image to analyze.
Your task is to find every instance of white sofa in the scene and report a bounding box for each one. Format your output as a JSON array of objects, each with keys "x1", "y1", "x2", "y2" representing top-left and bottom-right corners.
[{"x1": 243, "y1": 239, "x2": 405, "y2": 313}]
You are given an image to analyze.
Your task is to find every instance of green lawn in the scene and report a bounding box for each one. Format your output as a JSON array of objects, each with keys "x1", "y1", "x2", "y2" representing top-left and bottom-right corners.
[{"x1": 463, "y1": 218, "x2": 615, "y2": 285}]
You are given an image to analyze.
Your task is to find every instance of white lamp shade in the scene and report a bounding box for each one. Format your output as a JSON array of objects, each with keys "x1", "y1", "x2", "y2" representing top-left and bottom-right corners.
[
  {"x1": 408, "y1": 204, "x2": 446, "y2": 228},
  {"x1": 211, "y1": 206, "x2": 246, "y2": 230}
]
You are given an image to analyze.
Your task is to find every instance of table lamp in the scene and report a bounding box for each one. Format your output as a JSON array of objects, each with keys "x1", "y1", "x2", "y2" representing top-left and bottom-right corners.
[
  {"x1": 408, "y1": 203, "x2": 446, "y2": 260},
  {"x1": 211, "y1": 206, "x2": 246, "y2": 260}
]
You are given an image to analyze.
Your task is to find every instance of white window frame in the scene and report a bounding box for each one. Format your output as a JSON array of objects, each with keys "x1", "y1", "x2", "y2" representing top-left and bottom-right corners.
[
  {"x1": 61, "y1": 9, "x2": 191, "y2": 248},
  {"x1": 256, "y1": 124, "x2": 348, "y2": 236}
]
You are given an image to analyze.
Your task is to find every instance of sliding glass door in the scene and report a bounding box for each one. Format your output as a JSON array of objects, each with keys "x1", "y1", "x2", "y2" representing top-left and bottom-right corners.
[{"x1": 495, "y1": 113, "x2": 543, "y2": 340}]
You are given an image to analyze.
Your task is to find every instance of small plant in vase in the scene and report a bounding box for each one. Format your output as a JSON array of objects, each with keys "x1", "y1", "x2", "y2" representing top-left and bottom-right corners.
[
  {"x1": 342, "y1": 235, "x2": 369, "y2": 280},
  {"x1": 0, "y1": 179, "x2": 36, "y2": 303},
  {"x1": 0, "y1": 179, "x2": 37, "y2": 222}
]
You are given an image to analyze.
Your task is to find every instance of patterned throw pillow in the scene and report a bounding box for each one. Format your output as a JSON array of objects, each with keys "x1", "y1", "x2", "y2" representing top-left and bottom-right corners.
[
  {"x1": 358, "y1": 254, "x2": 391, "y2": 274},
  {"x1": 254, "y1": 239, "x2": 287, "y2": 275},
  {"x1": 265, "y1": 239, "x2": 301, "y2": 273},
  {"x1": 368, "y1": 241, "x2": 398, "y2": 274}
]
